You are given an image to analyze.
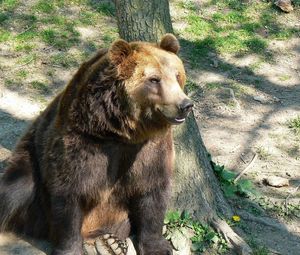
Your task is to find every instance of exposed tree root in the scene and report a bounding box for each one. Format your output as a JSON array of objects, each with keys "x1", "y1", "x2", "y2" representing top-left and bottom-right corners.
[{"x1": 211, "y1": 217, "x2": 252, "y2": 255}]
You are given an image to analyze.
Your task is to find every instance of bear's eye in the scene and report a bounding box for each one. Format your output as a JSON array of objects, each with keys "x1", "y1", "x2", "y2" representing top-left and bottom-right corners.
[
  {"x1": 149, "y1": 77, "x2": 161, "y2": 84},
  {"x1": 176, "y1": 73, "x2": 180, "y2": 82}
]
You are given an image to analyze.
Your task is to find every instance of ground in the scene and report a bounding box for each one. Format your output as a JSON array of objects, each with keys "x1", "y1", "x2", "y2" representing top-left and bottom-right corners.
[{"x1": 0, "y1": 0, "x2": 299, "y2": 254}]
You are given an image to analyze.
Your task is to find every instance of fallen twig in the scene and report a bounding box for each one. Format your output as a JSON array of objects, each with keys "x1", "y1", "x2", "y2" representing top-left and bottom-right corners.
[
  {"x1": 17, "y1": 25, "x2": 34, "y2": 36},
  {"x1": 234, "y1": 153, "x2": 257, "y2": 183},
  {"x1": 11, "y1": 56, "x2": 35, "y2": 71}
]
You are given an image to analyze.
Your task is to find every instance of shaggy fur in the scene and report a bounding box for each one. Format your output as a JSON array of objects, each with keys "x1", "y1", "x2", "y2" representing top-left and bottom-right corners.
[{"x1": 0, "y1": 34, "x2": 192, "y2": 255}]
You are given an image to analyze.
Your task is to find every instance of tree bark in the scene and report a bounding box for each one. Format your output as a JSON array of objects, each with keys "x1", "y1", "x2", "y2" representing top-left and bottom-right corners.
[
  {"x1": 115, "y1": 1, "x2": 252, "y2": 254},
  {"x1": 115, "y1": 0, "x2": 173, "y2": 42}
]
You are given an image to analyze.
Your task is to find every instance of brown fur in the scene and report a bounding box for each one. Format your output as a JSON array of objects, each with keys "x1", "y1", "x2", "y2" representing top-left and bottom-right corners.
[{"x1": 0, "y1": 34, "x2": 192, "y2": 255}]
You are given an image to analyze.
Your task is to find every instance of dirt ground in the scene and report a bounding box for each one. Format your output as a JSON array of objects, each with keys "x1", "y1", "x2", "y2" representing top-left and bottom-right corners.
[
  {"x1": 0, "y1": 0, "x2": 300, "y2": 254},
  {"x1": 189, "y1": 37, "x2": 300, "y2": 254}
]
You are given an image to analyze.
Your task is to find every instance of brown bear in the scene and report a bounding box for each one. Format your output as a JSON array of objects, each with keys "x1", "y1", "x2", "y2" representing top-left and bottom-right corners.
[{"x1": 0, "y1": 34, "x2": 193, "y2": 255}]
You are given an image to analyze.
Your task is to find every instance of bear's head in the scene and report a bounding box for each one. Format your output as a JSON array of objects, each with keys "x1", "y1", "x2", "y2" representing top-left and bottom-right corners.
[
  {"x1": 65, "y1": 34, "x2": 193, "y2": 142},
  {"x1": 109, "y1": 34, "x2": 193, "y2": 127}
]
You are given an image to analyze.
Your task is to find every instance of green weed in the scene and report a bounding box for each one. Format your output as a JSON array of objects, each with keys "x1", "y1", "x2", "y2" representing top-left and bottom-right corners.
[
  {"x1": 288, "y1": 116, "x2": 300, "y2": 135},
  {"x1": 185, "y1": 79, "x2": 198, "y2": 93},
  {"x1": 279, "y1": 74, "x2": 291, "y2": 81},
  {"x1": 164, "y1": 211, "x2": 227, "y2": 253},
  {"x1": 256, "y1": 146, "x2": 271, "y2": 160},
  {"x1": 0, "y1": 29, "x2": 11, "y2": 42},
  {"x1": 16, "y1": 70, "x2": 29, "y2": 78},
  {"x1": 210, "y1": 159, "x2": 257, "y2": 198}
]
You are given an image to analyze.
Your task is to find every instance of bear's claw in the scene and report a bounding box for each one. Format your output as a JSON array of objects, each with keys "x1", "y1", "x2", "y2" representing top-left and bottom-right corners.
[{"x1": 83, "y1": 234, "x2": 128, "y2": 255}]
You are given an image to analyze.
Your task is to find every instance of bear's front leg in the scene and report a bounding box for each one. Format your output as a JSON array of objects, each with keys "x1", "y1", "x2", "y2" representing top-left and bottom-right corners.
[
  {"x1": 129, "y1": 189, "x2": 173, "y2": 255},
  {"x1": 50, "y1": 195, "x2": 84, "y2": 255}
]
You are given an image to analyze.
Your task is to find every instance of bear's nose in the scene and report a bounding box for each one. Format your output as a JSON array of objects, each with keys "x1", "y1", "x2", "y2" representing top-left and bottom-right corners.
[{"x1": 179, "y1": 99, "x2": 194, "y2": 114}]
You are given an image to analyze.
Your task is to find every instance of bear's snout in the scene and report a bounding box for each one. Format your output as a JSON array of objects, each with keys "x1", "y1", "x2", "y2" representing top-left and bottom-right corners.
[{"x1": 178, "y1": 99, "x2": 193, "y2": 115}]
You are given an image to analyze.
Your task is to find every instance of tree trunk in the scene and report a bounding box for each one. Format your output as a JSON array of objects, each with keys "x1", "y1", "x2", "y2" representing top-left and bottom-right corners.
[
  {"x1": 115, "y1": 0, "x2": 173, "y2": 42},
  {"x1": 115, "y1": 1, "x2": 252, "y2": 254}
]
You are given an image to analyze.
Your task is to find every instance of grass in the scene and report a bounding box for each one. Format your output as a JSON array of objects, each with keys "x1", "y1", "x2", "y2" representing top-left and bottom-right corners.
[
  {"x1": 41, "y1": 27, "x2": 80, "y2": 49},
  {"x1": 279, "y1": 74, "x2": 291, "y2": 81},
  {"x1": 256, "y1": 146, "x2": 271, "y2": 160},
  {"x1": 30, "y1": 81, "x2": 50, "y2": 94},
  {"x1": 50, "y1": 52, "x2": 79, "y2": 68},
  {"x1": 178, "y1": 0, "x2": 299, "y2": 68},
  {"x1": 248, "y1": 238, "x2": 270, "y2": 255},
  {"x1": 288, "y1": 116, "x2": 300, "y2": 135},
  {"x1": 34, "y1": 0, "x2": 55, "y2": 14}
]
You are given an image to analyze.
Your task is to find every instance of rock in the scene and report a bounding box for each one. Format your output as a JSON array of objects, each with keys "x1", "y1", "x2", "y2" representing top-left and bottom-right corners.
[
  {"x1": 274, "y1": 0, "x2": 293, "y2": 12},
  {"x1": 213, "y1": 59, "x2": 219, "y2": 68},
  {"x1": 263, "y1": 176, "x2": 289, "y2": 187},
  {"x1": 168, "y1": 227, "x2": 193, "y2": 255},
  {"x1": 253, "y1": 95, "x2": 268, "y2": 104}
]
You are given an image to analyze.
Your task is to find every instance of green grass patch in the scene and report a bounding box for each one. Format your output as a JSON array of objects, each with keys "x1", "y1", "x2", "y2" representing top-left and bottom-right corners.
[
  {"x1": 1, "y1": 0, "x2": 19, "y2": 11},
  {"x1": 206, "y1": 82, "x2": 222, "y2": 90},
  {"x1": 30, "y1": 81, "x2": 50, "y2": 94},
  {"x1": 0, "y1": 12, "x2": 10, "y2": 24},
  {"x1": 14, "y1": 42, "x2": 35, "y2": 52},
  {"x1": 50, "y1": 52, "x2": 79, "y2": 68},
  {"x1": 185, "y1": 79, "x2": 198, "y2": 93},
  {"x1": 90, "y1": 1, "x2": 115, "y2": 16},
  {"x1": 16, "y1": 70, "x2": 29, "y2": 78},
  {"x1": 177, "y1": 0, "x2": 198, "y2": 11},
  {"x1": 78, "y1": 11, "x2": 97, "y2": 25},
  {"x1": 0, "y1": 29, "x2": 11, "y2": 42},
  {"x1": 41, "y1": 15, "x2": 66, "y2": 26},
  {"x1": 41, "y1": 26, "x2": 80, "y2": 49},
  {"x1": 279, "y1": 74, "x2": 291, "y2": 81},
  {"x1": 182, "y1": 0, "x2": 298, "y2": 61},
  {"x1": 186, "y1": 14, "x2": 211, "y2": 37},
  {"x1": 34, "y1": 0, "x2": 55, "y2": 14},
  {"x1": 16, "y1": 29, "x2": 39, "y2": 41}
]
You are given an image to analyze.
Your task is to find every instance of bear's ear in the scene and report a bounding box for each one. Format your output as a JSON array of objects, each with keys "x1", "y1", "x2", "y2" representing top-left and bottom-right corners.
[
  {"x1": 159, "y1": 34, "x2": 180, "y2": 54},
  {"x1": 109, "y1": 39, "x2": 132, "y2": 66}
]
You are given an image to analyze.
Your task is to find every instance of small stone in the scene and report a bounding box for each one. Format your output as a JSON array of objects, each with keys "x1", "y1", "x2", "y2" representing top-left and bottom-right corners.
[
  {"x1": 263, "y1": 176, "x2": 289, "y2": 187},
  {"x1": 274, "y1": 0, "x2": 293, "y2": 12},
  {"x1": 253, "y1": 95, "x2": 268, "y2": 104},
  {"x1": 213, "y1": 59, "x2": 219, "y2": 68}
]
